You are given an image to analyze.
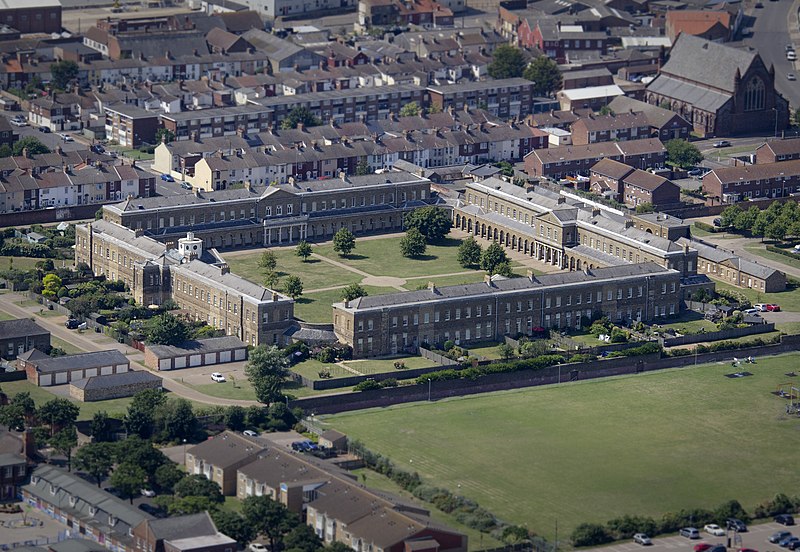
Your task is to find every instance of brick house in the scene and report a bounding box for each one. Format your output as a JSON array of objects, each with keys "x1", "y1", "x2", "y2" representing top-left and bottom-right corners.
[
  {"x1": 0, "y1": 318, "x2": 49, "y2": 360},
  {"x1": 755, "y1": 138, "x2": 800, "y2": 164},
  {"x1": 570, "y1": 112, "x2": 652, "y2": 145},
  {"x1": 607, "y1": 96, "x2": 693, "y2": 141},
  {"x1": 621, "y1": 169, "x2": 680, "y2": 209},
  {"x1": 524, "y1": 138, "x2": 666, "y2": 179},
  {"x1": 103, "y1": 104, "x2": 160, "y2": 148},
  {"x1": 132, "y1": 512, "x2": 236, "y2": 552},
  {"x1": 186, "y1": 431, "x2": 266, "y2": 495},
  {"x1": 702, "y1": 159, "x2": 800, "y2": 203},
  {"x1": 0, "y1": 0, "x2": 61, "y2": 34},
  {"x1": 665, "y1": 10, "x2": 731, "y2": 43},
  {"x1": 21, "y1": 349, "x2": 130, "y2": 387},
  {"x1": 677, "y1": 238, "x2": 786, "y2": 292}
]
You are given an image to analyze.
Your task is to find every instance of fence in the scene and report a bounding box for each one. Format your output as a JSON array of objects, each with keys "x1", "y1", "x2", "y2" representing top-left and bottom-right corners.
[
  {"x1": 661, "y1": 323, "x2": 776, "y2": 347},
  {"x1": 290, "y1": 335, "x2": 800, "y2": 414},
  {"x1": 419, "y1": 347, "x2": 459, "y2": 367}
]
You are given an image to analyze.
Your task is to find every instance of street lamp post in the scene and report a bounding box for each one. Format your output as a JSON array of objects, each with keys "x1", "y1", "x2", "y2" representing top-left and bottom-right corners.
[
  {"x1": 774, "y1": 107, "x2": 779, "y2": 139},
  {"x1": 427, "y1": 378, "x2": 432, "y2": 402}
]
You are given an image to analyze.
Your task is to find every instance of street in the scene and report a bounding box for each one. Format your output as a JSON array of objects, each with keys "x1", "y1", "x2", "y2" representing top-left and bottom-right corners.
[
  {"x1": 590, "y1": 522, "x2": 794, "y2": 552},
  {"x1": 746, "y1": 0, "x2": 800, "y2": 108}
]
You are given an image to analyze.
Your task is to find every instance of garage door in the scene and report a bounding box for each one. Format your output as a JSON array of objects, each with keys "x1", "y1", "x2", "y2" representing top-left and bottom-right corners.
[
  {"x1": 234, "y1": 349, "x2": 246, "y2": 361},
  {"x1": 100, "y1": 366, "x2": 112, "y2": 375},
  {"x1": 40, "y1": 374, "x2": 51, "y2": 386},
  {"x1": 204, "y1": 353, "x2": 215, "y2": 365},
  {"x1": 159, "y1": 359, "x2": 171, "y2": 371},
  {"x1": 117, "y1": 364, "x2": 128, "y2": 373},
  {"x1": 220, "y1": 351, "x2": 231, "y2": 363},
  {"x1": 55, "y1": 372, "x2": 67, "y2": 385},
  {"x1": 175, "y1": 356, "x2": 186, "y2": 369},
  {"x1": 189, "y1": 355, "x2": 201, "y2": 367},
  {"x1": 85, "y1": 368, "x2": 98, "y2": 378}
]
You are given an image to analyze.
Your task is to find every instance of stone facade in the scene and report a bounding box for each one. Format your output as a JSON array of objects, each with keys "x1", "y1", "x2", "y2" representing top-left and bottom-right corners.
[
  {"x1": 0, "y1": 319, "x2": 50, "y2": 360},
  {"x1": 69, "y1": 370, "x2": 162, "y2": 402},
  {"x1": 333, "y1": 264, "x2": 682, "y2": 357}
]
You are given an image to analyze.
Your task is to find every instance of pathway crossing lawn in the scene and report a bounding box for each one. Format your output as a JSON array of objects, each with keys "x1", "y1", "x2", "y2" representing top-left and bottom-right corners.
[
  {"x1": 314, "y1": 237, "x2": 478, "y2": 278},
  {"x1": 294, "y1": 285, "x2": 396, "y2": 323},
  {"x1": 226, "y1": 250, "x2": 358, "y2": 291},
  {"x1": 715, "y1": 281, "x2": 800, "y2": 312},
  {"x1": 324, "y1": 353, "x2": 800, "y2": 541}
]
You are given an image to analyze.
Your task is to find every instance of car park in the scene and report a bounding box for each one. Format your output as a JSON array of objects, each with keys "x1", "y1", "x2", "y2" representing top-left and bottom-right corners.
[
  {"x1": 704, "y1": 524, "x2": 725, "y2": 536},
  {"x1": 161, "y1": 174, "x2": 175, "y2": 182},
  {"x1": 211, "y1": 372, "x2": 226, "y2": 382},
  {"x1": 771, "y1": 531, "x2": 793, "y2": 543},
  {"x1": 713, "y1": 140, "x2": 731, "y2": 148},
  {"x1": 633, "y1": 533, "x2": 652, "y2": 545},
  {"x1": 681, "y1": 528, "x2": 701, "y2": 539},
  {"x1": 776, "y1": 515, "x2": 796, "y2": 526},
  {"x1": 727, "y1": 519, "x2": 748, "y2": 532}
]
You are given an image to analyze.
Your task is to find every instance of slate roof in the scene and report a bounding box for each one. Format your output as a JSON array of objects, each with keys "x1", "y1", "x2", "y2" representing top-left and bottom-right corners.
[
  {"x1": 659, "y1": 34, "x2": 757, "y2": 93},
  {"x1": 677, "y1": 238, "x2": 782, "y2": 279},
  {"x1": 761, "y1": 137, "x2": 800, "y2": 157},
  {"x1": 177, "y1": 259, "x2": 289, "y2": 303},
  {"x1": 0, "y1": 318, "x2": 48, "y2": 340},
  {"x1": 70, "y1": 369, "x2": 161, "y2": 391},
  {"x1": 591, "y1": 158, "x2": 635, "y2": 180},
  {"x1": 340, "y1": 263, "x2": 674, "y2": 310},
  {"x1": 81, "y1": 220, "x2": 167, "y2": 259},
  {"x1": 607, "y1": 96, "x2": 689, "y2": 129},
  {"x1": 28, "y1": 350, "x2": 129, "y2": 374},
  {"x1": 705, "y1": 158, "x2": 800, "y2": 184},
  {"x1": 143, "y1": 512, "x2": 219, "y2": 541},
  {"x1": 623, "y1": 169, "x2": 673, "y2": 191},
  {"x1": 646, "y1": 74, "x2": 731, "y2": 112},
  {"x1": 187, "y1": 431, "x2": 265, "y2": 470},
  {"x1": 146, "y1": 336, "x2": 246, "y2": 359}
]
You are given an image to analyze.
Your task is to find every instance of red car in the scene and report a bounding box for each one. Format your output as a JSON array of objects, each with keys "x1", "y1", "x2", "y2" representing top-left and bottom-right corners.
[
  {"x1": 740, "y1": 548, "x2": 758, "y2": 552},
  {"x1": 766, "y1": 304, "x2": 781, "y2": 312},
  {"x1": 695, "y1": 544, "x2": 714, "y2": 552}
]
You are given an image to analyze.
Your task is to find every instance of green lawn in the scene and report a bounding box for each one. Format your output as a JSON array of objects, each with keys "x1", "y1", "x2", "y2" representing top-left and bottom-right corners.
[
  {"x1": 314, "y1": 237, "x2": 480, "y2": 278},
  {"x1": 464, "y1": 341, "x2": 505, "y2": 360},
  {"x1": 0, "y1": 256, "x2": 42, "y2": 271},
  {"x1": 189, "y1": 379, "x2": 258, "y2": 401},
  {"x1": 291, "y1": 359, "x2": 353, "y2": 381},
  {"x1": 0, "y1": 310, "x2": 13, "y2": 320},
  {"x1": 0, "y1": 380, "x2": 134, "y2": 420},
  {"x1": 51, "y1": 336, "x2": 85, "y2": 355},
  {"x1": 714, "y1": 281, "x2": 800, "y2": 312},
  {"x1": 744, "y1": 244, "x2": 800, "y2": 272},
  {"x1": 656, "y1": 312, "x2": 718, "y2": 335},
  {"x1": 294, "y1": 285, "x2": 397, "y2": 323},
  {"x1": 776, "y1": 321, "x2": 800, "y2": 334},
  {"x1": 324, "y1": 353, "x2": 800, "y2": 542},
  {"x1": 691, "y1": 224, "x2": 713, "y2": 237},
  {"x1": 341, "y1": 355, "x2": 437, "y2": 375},
  {"x1": 227, "y1": 249, "x2": 360, "y2": 291}
]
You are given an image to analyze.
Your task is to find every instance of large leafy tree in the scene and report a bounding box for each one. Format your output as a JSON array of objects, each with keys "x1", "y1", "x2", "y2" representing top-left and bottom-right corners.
[
  {"x1": 245, "y1": 346, "x2": 290, "y2": 404},
  {"x1": 154, "y1": 462, "x2": 186, "y2": 494},
  {"x1": 50, "y1": 60, "x2": 79, "y2": 90},
  {"x1": 280, "y1": 106, "x2": 322, "y2": 130},
  {"x1": 332, "y1": 228, "x2": 356, "y2": 257},
  {"x1": 49, "y1": 425, "x2": 78, "y2": 471},
  {"x1": 74, "y1": 442, "x2": 115, "y2": 487},
  {"x1": 90, "y1": 411, "x2": 113, "y2": 442},
  {"x1": 404, "y1": 206, "x2": 452, "y2": 243},
  {"x1": 146, "y1": 313, "x2": 189, "y2": 346},
  {"x1": 124, "y1": 389, "x2": 166, "y2": 438},
  {"x1": 296, "y1": 241, "x2": 312, "y2": 262},
  {"x1": 38, "y1": 398, "x2": 79, "y2": 436},
  {"x1": 174, "y1": 474, "x2": 224, "y2": 503},
  {"x1": 665, "y1": 139, "x2": 703, "y2": 169},
  {"x1": 110, "y1": 462, "x2": 147, "y2": 504},
  {"x1": 283, "y1": 524, "x2": 323, "y2": 552},
  {"x1": 341, "y1": 283, "x2": 368, "y2": 302},
  {"x1": 114, "y1": 436, "x2": 169, "y2": 474},
  {"x1": 211, "y1": 510, "x2": 257, "y2": 546},
  {"x1": 480, "y1": 242, "x2": 510, "y2": 276},
  {"x1": 153, "y1": 398, "x2": 197, "y2": 442},
  {"x1": 399, "y1": 228, "x2": 427, "y2": 258},
  {"x1": 12, "y1": 136, "x2": 50, "y2": 157},
  {"x1": 523, "y1": 56, "x2": 563, "y2": 96},
  {"x1": 283, "y1": 275, "x2": 304, "y2": 299},
  {"x1": 488, "y1": 45, "x2": 526, "y2": 79},
  {"x1": 242, "y1": 495, "x2": 298, "y2": 552},
  {"x1": 457, "y1": 236, "x2": 482, "y2": 268},
  {"x1": 258, "y1": 251, "x2": 277, "y2": 271},
  {"x1": 155, "y1": 128, "x2": 175, "y2": 144},
  {"x1": 399, "y1": 101, "x2": 421, "y2": 117}
]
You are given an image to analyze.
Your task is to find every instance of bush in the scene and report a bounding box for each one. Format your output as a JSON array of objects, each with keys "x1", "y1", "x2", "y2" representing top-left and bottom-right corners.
[
  {"x1": 606, "y1": 515, "x2": 658, "y2": 540},
  {"x1": 394, "y1": 361, "x2": 406, "y2": 370},
  {"x1": 766, "y1": 244, "x2": 799, "y2": 260},
  {"x1": 570, "y1": 353, "x2": 597, "y2": 363},
  {"x1": 754, "y1": 493, "x2": 799, "y2": 518},
  {"x1": 414, "y1": 354, "x2": 565, "y2": 385},
  {"x1": 694, "y1": 221, "x2": 724, "y2": 233},
  {"x1": 353, "y1": 379, "x2": 381, "y2": 391},
  {"x1": 606, "y1": 342, "x2": 662, "y2": 358},
  {"x1": 571, "y1": 523, "x2": 614, "y2": 547}
]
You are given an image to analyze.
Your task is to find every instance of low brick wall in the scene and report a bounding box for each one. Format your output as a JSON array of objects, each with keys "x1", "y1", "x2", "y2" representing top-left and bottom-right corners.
[{"x1": 662, "y1": 323, "x2": 776, "y2": 347}]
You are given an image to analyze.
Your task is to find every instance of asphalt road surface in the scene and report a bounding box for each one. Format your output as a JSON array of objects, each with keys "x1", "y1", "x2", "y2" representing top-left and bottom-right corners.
[{"x1": 747, "y1": 0, "x2": 800, "y2": 108}]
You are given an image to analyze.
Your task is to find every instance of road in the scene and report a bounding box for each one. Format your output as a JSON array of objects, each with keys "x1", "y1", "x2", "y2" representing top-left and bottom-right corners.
[
  {"x1": 590, "y1": 522, "x2": 794, "y2": 552},
  {"x1": 747, "y1": 0, "x2": 800, "y2": 108}
]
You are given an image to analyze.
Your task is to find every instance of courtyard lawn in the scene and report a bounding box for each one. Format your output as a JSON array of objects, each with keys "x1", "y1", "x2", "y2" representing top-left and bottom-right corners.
[
  {"x1": 656, "y1": 312, "x2": 719, "y2": 335},
  {"x1": 714, "y1": 280, "x2": 800, "y2": 312},
  {"x1": 291, "y1": 359, "x2": 353, "y2": 381},
  {"x1": 324, "y1": 353, "x2": 800, "y2": 541},
  {"x1": 226, "y1": 248, "x2": 359, "y2": 291},
  {"x1": 314, "y1": 237, "x2": 479, "y2": 278},
  {"x1": 189, "y1": 379, "x2": 258, "y2": 402},
  {"x1": 341, "y1": 355, "x2": 438, "y2": 375},
  {"x1": 744, "y1": 243, "x2": 800, "y2": 272},
  {"x1": 294, "y1": 285, "x2": 397, "y2": 323},
  {"x1": 463, "y1": 341, "x2": 504, "y2": 360},
  {"x1": 691, "y1": 224, "x2": 713, "y2": 237}
]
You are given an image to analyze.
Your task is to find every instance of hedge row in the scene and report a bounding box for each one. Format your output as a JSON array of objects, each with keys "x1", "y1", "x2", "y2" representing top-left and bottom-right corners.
[
  {"x1": 572, "y1": 494, "x2": 799, "y2": 547},
  {"x1": 605, "y1": 342, "x2": 662, "y2": 358},
  {"x1": 766, "y1": 244, "x2": 800, "y2": 260},
  {"x1": 694, "y1": 221, "x2": 724, "y2": 233},
  {"x1": 414, "y1": 354, "x2": 566, "y2": 385}
]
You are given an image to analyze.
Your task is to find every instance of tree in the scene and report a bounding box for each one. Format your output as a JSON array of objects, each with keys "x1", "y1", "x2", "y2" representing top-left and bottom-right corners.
[
  {"x1": 283, "y1": 275, "x2": 304, "y2": 299},
  {"x1": 110, "y1": 462, "x2": 147, "y2": 503},
  {"x1": 501, "y1": 525, "x2": 531, "y2": 545},
  {"x1": 571, "y1": 523, "x2": 614, "y2": 547},
  {"x1": 296, "y1": 241, "x2": 312, "y2": 262},
  {"x1": 245, "y1": 345, "x2": 291, "y2": 404},
  {"x1": 42, "y1": 273, "x2": 62, "y2": 299},
  {"x1": 114, "y1": 436, "x2": 169, "y2": 474},
  {"x1": 242, "y1": 495, "x2": 298, "y2": 552},
  {"x1": 399, "y1": 101, "x2": 421, "y2": 117},
  {"x1": 665, "y1": 139, "x2": 703, "y2": 169},
  {"x1": 11, "y1": 392, "x2": 36, "y2": 423},
  {"x1": 12, "y1": 136, "x2": 50, "y2": 157},
  {"x1": 49, "y1": 425, "x2": 78, "y2": 471},
  {"x1": 341, "y1": 283, "x2": 368, "y2": 302},
  {"x1": 155, "y1": 128, "x2": 176, "y2": 144},
  {"x1": 355, "y1": 159, "x2": 371, "y2": 175},
  {"x1": 212, "y1": 510, "x2": 256, "y2": 546},
  {"x1": 146, "y1": 313, "x2": 189, "y2": 346},
  {"x1": 598, "y1": 105, "x2": 615, "y2": 116},
  {"x1": 457, "y1": 236, "x2": 482, "y2": 268},
  {"x1": 259, "y1": 250, "x2": 277, "y2": 271},
  {"x1": 719, "y1": 205, "x2": 742, "y2": 228},
  {"x1": 153, "y1": 398, "x2": 197, "y2": 442},
  {"x1": 498, "y1": 343, "x2": 515, "y2": 360},
  {"x1": 90, "y1": 411, "x2": 113, "y2": 442},
  {"x1": 766, "y1": 219, "x2": 787, "y2": 241},
  {"x1": 283, "y1": 523, "x2": 323, "y2": 552},
  {"x1": 175, "y1": 474, "x2": 224, "y2": 503},
  {"x1": 399, "y1": 228, "x2": 427, "y2": 258},
  {"x1": 264, "y1": 270, "x2": 280, "y2": 289},
  {"x1": 124, "y1": 389, "x2": 166, "y2": 438},
  {"x1": 734, "y1": 205, "x2": 759, "y2": 232},
  {"x1": 154, "y1": 462, "x2": 185, "y2": 493},
  {"x1": 404, "y1": 206, "x2": 452, "y2": 243},
  {"x1": 280, "y1": 107, "x2": 322, "y2": 130},
  {"x1": 480, "y1": 242, "x2": 509, "y2": 275},
  {"x1": 50, "y1": 60, "x2": 79, "y2": 90},
  {"x1": 332, "y1": 228, "x2": 356, "y2": 257},
  {"x1": 488, "y1": 45, "x2": 526, "y2": 79},
  {"x1": 38, "y1": 398, "x2": 79, "y2": 436},
  {"x1": 523, "y1": 56, "x2": 563, "y2": 96},
  {"x1": 74, "y1": 442, "x2": 114, "y2": 487},
  {"x1": 635, "y1": 202, "x2": 654, "y2": 214},
  {"x1": 225, "y1": 405, "x2": 247, "y2": 431}
]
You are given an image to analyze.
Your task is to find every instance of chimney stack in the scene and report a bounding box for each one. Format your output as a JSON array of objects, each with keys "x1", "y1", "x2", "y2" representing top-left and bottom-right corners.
[
  {"x1": 484, "y1": 274, "x2": 493, "y2": 287},
  {"x1": 527, "y1": 269, "x2": 534, "y2": 281},
  {"x1": 428, "y1": 281, "x2": 436, "y2": 293},
  {"x1": 272, "y1": 292, "x2": 279, "y2": 301}
]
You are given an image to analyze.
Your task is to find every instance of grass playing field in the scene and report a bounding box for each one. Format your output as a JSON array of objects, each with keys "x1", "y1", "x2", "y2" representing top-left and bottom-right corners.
[{"x1": 323, "y1": 353, "x2": 800, "y2": 541}]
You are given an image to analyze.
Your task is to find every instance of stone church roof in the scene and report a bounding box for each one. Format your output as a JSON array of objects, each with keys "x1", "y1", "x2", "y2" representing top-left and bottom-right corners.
[{"x1": 660, "y1": 34, "x2": 759, "y2": 93}]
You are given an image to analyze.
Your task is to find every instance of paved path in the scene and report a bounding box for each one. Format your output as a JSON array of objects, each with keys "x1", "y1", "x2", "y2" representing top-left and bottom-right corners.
[{"x1": 309, "y1": 252, "x2": 410, "y2": 291}]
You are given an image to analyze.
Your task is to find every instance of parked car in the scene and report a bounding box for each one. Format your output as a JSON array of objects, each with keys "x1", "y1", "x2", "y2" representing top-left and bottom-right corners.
[
  {"x1": 788, "y1": 51, "x2": 797, "y2": 61},
  {"x1": 688, "y1": 168, "x2": 703, "y2": 176},
  {"x1": 249, "y1": 544, "x2": 268, "y2": 552},
  {"x1": 776, "y1": 515, "x2": 796, "y2": 526},
  {"x1": 754, "y1": 303, "x2": 769, "y2": 312},
  {"x1": 91, "y1": 144, "x2": 105, "y2": 154},
  {"x1": 771, "y1": 531, "x2": 793, "y2": 543},
  {"x1": 243, "y1": 429, "x2": 258, "y2": 437},
  {"x1": 694, "y1": 544, "x2": 714, "y2": 552},
  {"x1": 681, "y1": 528, "x2": 701, "y2": 539},
  {"x1": 65, "y1": 318, "x2": 79, "y2": 329},
  {"x1": 739, "y1": 548, "x2": 757, "y2": 552},
  {"x1": 181, "y1": 182, "x2": 192, "y2": 190},
  {"x1": 713, "y1": 140, "x2": 731, "y2": 148},
  {"x1": 766, "y1": 304, "x2": 781, "y2": 312},
  {"x1": 707, "y1": 545, "x2": 726, "y2": 552},
  {"x1": 38, "y1": 126, "x2": 50, "y2": 133},
  {"x1": 787, "y1": 44, "x2": 795, "y2": 51},
  {"x1": 59, "y1": 133, "x2": 73, "y2": 142},
  {"x1": 633, "y1": 533, "x2": 652, "y2": 545},
  {"x1": 789, "y1": 73, "x2": 797, "y2": 81},
  {"x1": 789, "y1": 541, "x2": 800, "y2": 551},
  {"x1": 743, "y1": 308, "x2": 760, "y2": 315},
  {"x1": 211, "y1": 372, "x2": 226, "y2": 383},
  {"x1": 140, "y1": 488, "x2": 156, "y2": 497},
  {"x1": 161, "y1": 174, "x2": 175, "y2": 182},
  {"x1": 779, "y1": 537, "x2": 799, "y2": 548},
  {"x1": 727, "y1": 519, "x2": 748, "y2": 532},
  {"x1": 705, "y1": 525, "x2": 726, "y2": 537}
]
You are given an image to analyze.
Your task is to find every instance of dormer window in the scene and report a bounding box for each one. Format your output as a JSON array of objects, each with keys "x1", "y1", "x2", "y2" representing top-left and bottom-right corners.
[
  {"x1": 49, "y1": 484, "x2": 56, "y2": 495},
  {"x1": 89, "y1": 506, "x2": 97, "y2": 516},
  {"x1": 69, "y1": 495, "x2": 76, "y2": 507},
  {"x1": 108, "y1": 515, "x2": 117, "y2": 526}
]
